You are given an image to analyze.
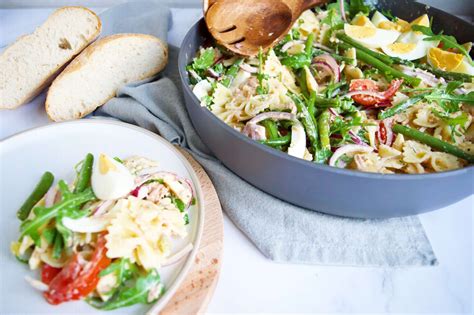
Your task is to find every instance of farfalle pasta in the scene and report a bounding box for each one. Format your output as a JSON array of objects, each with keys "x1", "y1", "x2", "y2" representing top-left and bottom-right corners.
[{"x1": 188, "y1": 2, "x2": 474, "y2": 173}]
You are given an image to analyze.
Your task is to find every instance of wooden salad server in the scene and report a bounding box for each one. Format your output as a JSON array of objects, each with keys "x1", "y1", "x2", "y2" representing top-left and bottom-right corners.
[{"x1": 203, "y1": 0, "x2": 329, "y2": 56}]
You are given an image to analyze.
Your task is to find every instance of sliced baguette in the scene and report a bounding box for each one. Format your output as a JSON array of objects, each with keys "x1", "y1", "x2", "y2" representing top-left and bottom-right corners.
[
  {"x1": 0, "y1": 7, "x2": 101, "y2": 109},
  {"x1": 46, "y1": 34, "x2": 168, "y2": 122}
]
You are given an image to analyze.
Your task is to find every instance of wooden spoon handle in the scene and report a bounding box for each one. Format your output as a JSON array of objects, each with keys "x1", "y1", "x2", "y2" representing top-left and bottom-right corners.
[{"x1": 301, "y1": 0, "x2": 329, "y2": 11}]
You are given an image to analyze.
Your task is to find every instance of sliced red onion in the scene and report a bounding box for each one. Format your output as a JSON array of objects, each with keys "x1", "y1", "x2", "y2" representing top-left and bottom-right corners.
[
  {"x1": 44, "y1": 186, "x2": 57, "y2": 207},
  {"x1": 313, "y1": 54, "x2": 340, "y2": 82},
  {"x1": 339, "y1": 0, "x2": 347, "y2": 22},
  {"x1": 243, "y1": 111, "x2": 297, "y2": 128},
  {"x1": 328, "y1": 108, "x2": 339, "y2": 116},
  {"x1": 312, "y1": 43, "x2": 335, "y2": 53},
  {"x1": 137, "y1": 171, "x2": 195, "y2": 207},
  {"x1": 281, "y1": 40, "x2": 304, "y2": 53},
  {"x1": 349, "y1": 130, "x2": 369, "y2": 146},
  {"x1": 245, "y1": 124, "x2": 267, "y2": 140},
  {"x1": 137, "y1": 166, "x2": 162, "y2": 177},
  {"x1": 313, "y1": 61, "x2": 334, "y2": 81},
  {"x1": 398, "y1": 65, "x2": 445, "y2": 87},
  {"x1": 329, "y1": 144, "x2": 374, "y2": 168},
  {"x1": 93, "y1": 200, "x2": 114, "y2": 216},
  {"x1": 206, "y1": 68, "x2": 221, "y2": 79},
  {"x1": 188, "y1": 69, "x2": 201, "y2": 82},
  {"x1": 162, "y1": 243, "x2": 194, "y2": 267},
  {"x1": 239, "y1": 63, "x2": 258, "y2": 73}
]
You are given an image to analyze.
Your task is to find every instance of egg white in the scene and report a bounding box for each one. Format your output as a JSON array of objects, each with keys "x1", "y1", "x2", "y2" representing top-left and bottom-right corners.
[
  {"x1": 91, "y1": 154, "x2": 135, "y2": 200},
  {"x1": 344, "y1": 24, "x2": 400, "y2": 49}
]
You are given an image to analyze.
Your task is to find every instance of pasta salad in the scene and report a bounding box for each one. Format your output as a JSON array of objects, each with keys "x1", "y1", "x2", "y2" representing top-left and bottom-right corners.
[
  {"x1": 11, "y1": 153, "x2": 195, "y2": 310},
  {"x1": 188, "y1": 0, "x2": 474, "y2": 174}
]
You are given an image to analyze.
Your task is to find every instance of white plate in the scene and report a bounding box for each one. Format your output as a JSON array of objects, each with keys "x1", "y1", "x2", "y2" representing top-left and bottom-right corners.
[{"x1": 0, "y1": 119, "x2": 204, "y2": 315}]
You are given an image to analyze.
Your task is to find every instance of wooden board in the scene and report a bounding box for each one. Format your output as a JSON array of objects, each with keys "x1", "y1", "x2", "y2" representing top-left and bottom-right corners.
[{"x1": 159, "y1": 149, "x2": 224, "y2": 315}]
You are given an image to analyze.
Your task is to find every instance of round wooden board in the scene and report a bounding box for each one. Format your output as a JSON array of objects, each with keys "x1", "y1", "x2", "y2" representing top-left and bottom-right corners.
[{"x1": 158, "y1": 148, "x2": 224, "y2": 315}]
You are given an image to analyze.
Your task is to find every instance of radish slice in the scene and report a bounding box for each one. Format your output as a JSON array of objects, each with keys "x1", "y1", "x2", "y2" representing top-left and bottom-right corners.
[
  {"x1": 329, "y1": 144, "x2": 374, "y2": 168},
  {"x1": 162, "y1": 243, "x2": 194, "y2": 267}
]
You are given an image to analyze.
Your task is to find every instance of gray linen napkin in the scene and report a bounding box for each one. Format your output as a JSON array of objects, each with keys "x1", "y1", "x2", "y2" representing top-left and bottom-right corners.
[{"x1": 93, "y1": 1, "x2": 437, "y2": 266}]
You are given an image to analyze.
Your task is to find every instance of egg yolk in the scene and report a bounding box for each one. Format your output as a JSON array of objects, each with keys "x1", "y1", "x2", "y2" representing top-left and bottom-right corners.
[
  {"x1": 387, "y1": 42, "x2": 417, "y2": 53},
  {"x1": 352, "y1": 15, "x2": 374, "y2": 27},
  {"x1": 428, "y1": 48, "x2": 464, "y2": 71},
  {"x1": 345, "y1": 25, "x2": 376, "y2": 39},
  {"x1": 378, "y1": 21, "x2": 401, "y2": 31},
  {"x1": 99, "y1": 154, "x2": 117, "y2": 174},
  {"x1": 396, "y1": 19, "x2": 410, "y2": 32}
]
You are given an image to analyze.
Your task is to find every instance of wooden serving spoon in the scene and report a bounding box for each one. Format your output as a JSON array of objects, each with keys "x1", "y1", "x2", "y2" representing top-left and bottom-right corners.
[{"x1": 204, "y1": 0, "x2": 329, "y2": 56}]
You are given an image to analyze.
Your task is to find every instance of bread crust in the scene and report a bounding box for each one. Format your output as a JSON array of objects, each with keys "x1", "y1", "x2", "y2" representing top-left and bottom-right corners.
[
  {"x1": 0, "y1": 6, "x2": 102, "y2": 109},
  {"x1": 45, "y1": 34, "x2": 168, "y2": 121}
]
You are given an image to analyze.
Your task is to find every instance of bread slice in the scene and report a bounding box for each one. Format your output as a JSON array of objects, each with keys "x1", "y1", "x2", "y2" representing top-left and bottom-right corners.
[
  {"x1": 45, "y1": 34, "x2": 168, "y2": 122},
  {"x1": 0, "y1": 7, "x2": 101, "y2": 109}
]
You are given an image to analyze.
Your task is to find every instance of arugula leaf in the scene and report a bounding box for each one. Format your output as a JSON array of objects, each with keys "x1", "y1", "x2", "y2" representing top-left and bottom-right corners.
[
  {"x1": 94, "y1": 269, "x2": 163, "y2": 311},
  {"x1": 445, "y1": 81, "x2": 463, "y2": 94},
  {"x1": 42, "y1": 227, "x2": 57, "y2": 245},
  {"x1": 220, "y1": 59, "x2": 243, "y2": 87},
  {"x1": 321, "y1": 7, "x2": 343, "y2": 27},
  {"x1": 184, "y1": 213, "x2": 190, "y2": 225},
  {"x1": 348, "y1": 0, "x2": 373, "y2": 17},
  {"x1": 424, "y1": 90, "x2": 474, "y2": 106},
  {"x1": 171, "y1": 196, "x2": 186, "y2": 212},
  {"x1": 411, "y1": 25, "x2": 473, "y2": 66},
  {"x1": 20, "y1": 186, "x2": 95, "y2": 239},
  {"x1": 100, "y1": 258, "x2": 138, "y2": 283},
  {"x1": 191, "y1": 48, "x2": 215, "y2": 72}
]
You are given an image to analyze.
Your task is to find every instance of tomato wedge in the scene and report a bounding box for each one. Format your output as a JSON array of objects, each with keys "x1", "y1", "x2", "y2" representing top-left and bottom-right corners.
[
  {"x1": 349, "y1": 79, "x2": 380, "y2": 106},
  {"x1": 44, "y1": 234, "x2": 111, "y2": 305},
  {"x1": 41, "y1": 264, "x2": 62, "y2": 285},
  {"x1": 349, "y1": 79, "x2": 403, "y2": 107}
]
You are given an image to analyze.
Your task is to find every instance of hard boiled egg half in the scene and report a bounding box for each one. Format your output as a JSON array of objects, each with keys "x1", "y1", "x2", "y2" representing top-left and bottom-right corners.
[
  {"x1": 344, "y1": 23, "x2": 400, "y2": 49},
  {"x1": 91, "y1": 153, "x2": 135, "y2": 200},
  {"x1": 381, "y1": 14, "x2": 438, "y2": 61},
  {"x1": 427, "y1": 47, "x2": 474, "y2": 75}
]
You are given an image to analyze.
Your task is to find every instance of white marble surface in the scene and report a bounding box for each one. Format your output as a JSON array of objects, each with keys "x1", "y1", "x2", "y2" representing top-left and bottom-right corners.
[{"x1": 0, "y1": 7, "x2": 473, "y2": 315}]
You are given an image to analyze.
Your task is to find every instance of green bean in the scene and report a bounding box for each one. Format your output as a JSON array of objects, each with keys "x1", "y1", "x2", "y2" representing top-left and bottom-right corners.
[
  {"x1": 290, "y1": 94, "x2": 319, "y2": 159},
  {"x1": 261, "y1": 120, "x2": 279, "y2": 139},
  {"x1": 17, "y1": 171, "x2": 54, "y2": 221},
  {"x1": 336, "y1": 33, "x2": 395, "y2": 65},
  {"x1": 296, "y1": 69, "x2": 309, "y2": 99},
  {"x1": 52, "y1": 233, "x2": 64, "y2": 259},
  {"x1": 392, "y1": 124, "x2": 474, "y2": 163},
  {"x1": 74, "y1": 153, "x2": 94, "y2": 193},
  {"x1": 308, "y1": 92, "x2": 317, "y2": 123},
  {"x1": 305, "y1": 33, "x2": 315, "y2": 56},
  {"x1": 318, "y1": 110, "x2": 331, "y2": 152},
  {"x1": 352, "y1": 46, "x2": 421, "y2": 86},
  {"x1": 417, "y1": 64, "x2": 474, "y2": 82},
  {"x1": 261, "y1": 120, "x2": 281, "y2": 149},
  {"x1": 259, "y1": 134, "x2": 292, "y2": 147},
  {"x1": 378, "y1": 94, "x2": 427, "y2": 120}
]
